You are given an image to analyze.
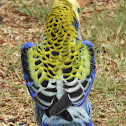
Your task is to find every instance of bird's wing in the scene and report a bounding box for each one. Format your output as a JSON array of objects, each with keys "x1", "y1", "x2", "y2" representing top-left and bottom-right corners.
[
  {"x1": 21, "y1": 42, "x2": 57, "y2": 110},
  {"x1": 66, "y1": 40, "x2": 96, "y2": 106}
]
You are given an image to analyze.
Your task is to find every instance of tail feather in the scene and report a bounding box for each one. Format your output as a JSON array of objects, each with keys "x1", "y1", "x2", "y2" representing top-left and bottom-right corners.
[
  {"x1": 35, "y1": 97, "x2": 93, "y2": 126},
  {"x1": 41, "y1": 120, "x2": 93, "y2": 126}
]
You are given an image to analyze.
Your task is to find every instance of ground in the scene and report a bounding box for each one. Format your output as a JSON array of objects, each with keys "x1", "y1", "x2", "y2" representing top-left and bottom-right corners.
[{"x1": 0, "y1": 0, "x2": 126, "y2": 126}]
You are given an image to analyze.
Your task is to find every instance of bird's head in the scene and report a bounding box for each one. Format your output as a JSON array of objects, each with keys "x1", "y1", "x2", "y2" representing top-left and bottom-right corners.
[
  {"x1": 66, "y1": 0, "x2": 80, "y2": 21},
  {"x1": 53, "y1": 0, "x2": 80, "y2": 20},
  {"x1": 51, "y1": 0, "x2": 80, "y2": 30}
]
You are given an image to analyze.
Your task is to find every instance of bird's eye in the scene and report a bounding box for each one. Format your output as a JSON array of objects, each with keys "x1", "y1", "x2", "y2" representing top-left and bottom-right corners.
[{"x1": 77, "y1": 8, "x2": 80, "y2": 13}]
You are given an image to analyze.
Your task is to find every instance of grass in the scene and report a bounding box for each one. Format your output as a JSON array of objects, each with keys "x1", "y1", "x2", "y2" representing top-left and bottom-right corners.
[
  {"x1": 12, "y1": 0, "x2": 52, "y2": 24},
  {"x1": 81, "y1": 0, "x2": 126, "y2": 125},
  {"x1": 0, "y1": 0, "x2": 125, "y2": 125}
]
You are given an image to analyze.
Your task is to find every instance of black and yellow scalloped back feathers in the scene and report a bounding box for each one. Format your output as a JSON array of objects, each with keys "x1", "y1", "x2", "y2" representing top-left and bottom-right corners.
[{"x1": 27, "y1": 0, "x2": 90, "y2": 87}]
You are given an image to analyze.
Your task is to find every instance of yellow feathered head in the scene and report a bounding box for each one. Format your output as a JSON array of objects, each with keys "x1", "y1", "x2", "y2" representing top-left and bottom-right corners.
[
  {"x1": 67, "y1": 0, "x2": 80, "y2": 20},
  {"x1": 52, "y1": 0, "x2": 80, "y2": 21}
]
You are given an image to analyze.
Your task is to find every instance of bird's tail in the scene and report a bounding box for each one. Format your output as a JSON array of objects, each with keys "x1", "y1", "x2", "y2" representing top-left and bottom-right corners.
[
  {"x1": 42, "y1": 122, "x2": 93, "y2": 126},
  {"x1": 41, "y1": 119, "x2": 94, "y2": 126},
  {"x1": 35, "y1": 102, "x2": 94, "y2": 126}
]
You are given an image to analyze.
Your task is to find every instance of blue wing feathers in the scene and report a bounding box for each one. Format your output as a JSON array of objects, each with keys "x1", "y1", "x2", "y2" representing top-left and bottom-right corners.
[
  {"x1": 82, "y1": 40, "x2": 94, "y2": 48},
  {"x1": 21, "y1": 42, "x2": 37, "y2": 99},
  {"x1": 82, "y1": 40, "x2": 96, "y2": 102},
  {"x1": 21, "y1": 42, "x2": 35, "y2": 51},
  {"x1": 21, "y1": 42, "x2": 42, "y2": 106},
  {"x1": 83, "y1": 99, "x2": 92, "y2": 118},
  {"x1": 35, "y1": 104, "x2": 44, "y2": 126}
]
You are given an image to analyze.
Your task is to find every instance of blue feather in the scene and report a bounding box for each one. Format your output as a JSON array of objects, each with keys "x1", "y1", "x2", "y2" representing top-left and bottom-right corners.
[
  {"x1": 21, "y1": 42, "x2": 35, "y2": 51},
  {"x1": 82, "y1": 40, "x2": 94, "y2": 48}
]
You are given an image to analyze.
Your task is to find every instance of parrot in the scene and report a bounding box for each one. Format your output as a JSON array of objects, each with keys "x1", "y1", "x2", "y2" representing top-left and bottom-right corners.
[{"x1": 21, "y1": 0, "x2": 96, "y2": 126}]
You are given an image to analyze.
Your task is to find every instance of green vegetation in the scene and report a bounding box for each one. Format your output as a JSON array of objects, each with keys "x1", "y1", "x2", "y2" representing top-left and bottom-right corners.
[
  {"x1": 12, "y1": 0, "x2": 52, "y2": 23},
  {"x1": 82, "y1": 1, "x2": 126, "y2": 125}
]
